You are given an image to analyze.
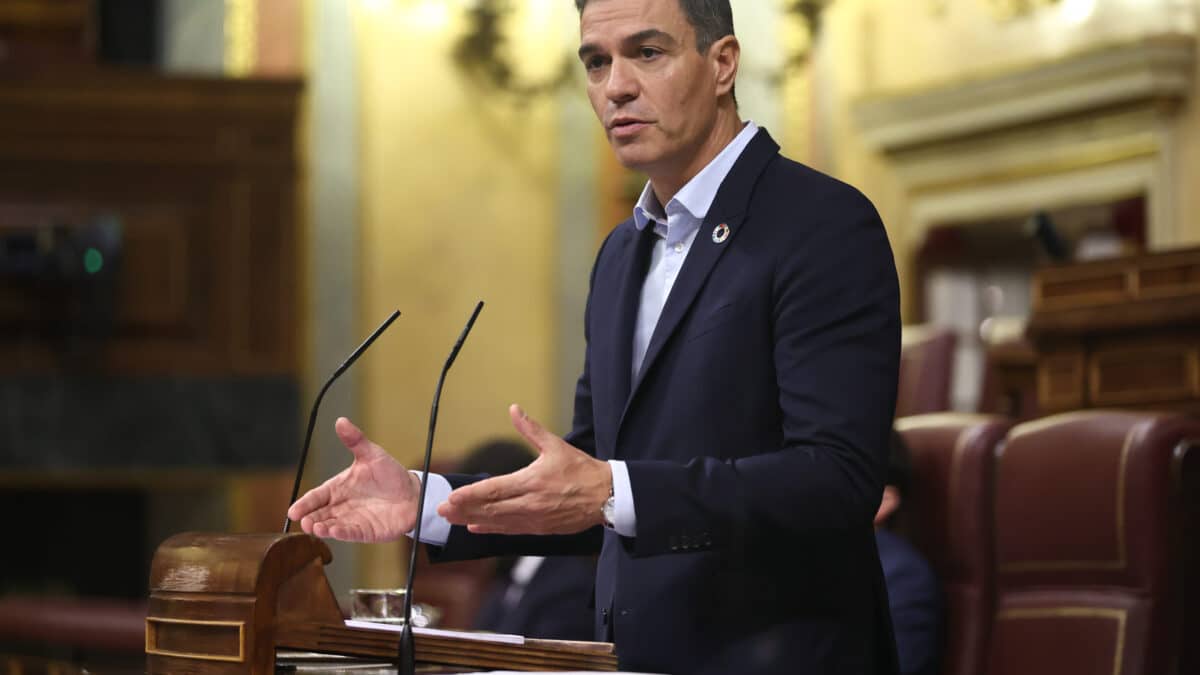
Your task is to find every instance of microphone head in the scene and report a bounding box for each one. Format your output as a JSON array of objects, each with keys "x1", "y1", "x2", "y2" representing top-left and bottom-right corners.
[{"x1": 445, "y1": 301, "x2": 484, "y2": 369}]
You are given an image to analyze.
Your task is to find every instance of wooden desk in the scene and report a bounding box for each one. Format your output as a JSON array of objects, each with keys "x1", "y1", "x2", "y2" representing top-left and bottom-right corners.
[{"x1": 1024, "y1": 247, "x2": 1200, "y2": 413}]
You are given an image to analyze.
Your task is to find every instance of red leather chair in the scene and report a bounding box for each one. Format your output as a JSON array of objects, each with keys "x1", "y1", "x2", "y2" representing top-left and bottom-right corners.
[
  {"x1": 896, "y1": 413, "x2": 1011, "y2": 675},
  {"x1": 987, "y1": 411, "x2": 1200, "y2": 675},
  {"x1": 897, "y1": 325, "x2": 957, "y2": 417}
]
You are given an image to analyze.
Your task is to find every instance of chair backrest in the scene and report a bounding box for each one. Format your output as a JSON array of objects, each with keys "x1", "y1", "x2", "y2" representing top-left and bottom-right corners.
[
  {"x1": 987, "y1": 411, "x2": 1200, "y2": 675},
  {"x1": 898, "y1": 325, "x2": 957, "y2": 417},
  {"x1": 896, "y1": 413, "x2": 1011, "y2": 675}
]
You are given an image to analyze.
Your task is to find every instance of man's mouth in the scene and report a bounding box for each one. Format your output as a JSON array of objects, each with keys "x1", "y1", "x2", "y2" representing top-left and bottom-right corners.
[{"x1": 609, "y1": 118, "x2": 650, "y2": 139}]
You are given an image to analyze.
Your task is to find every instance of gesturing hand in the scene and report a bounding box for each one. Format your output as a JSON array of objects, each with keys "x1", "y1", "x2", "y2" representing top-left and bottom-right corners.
[
  {"x1": 438, "y1": 404, "x2": 612, "y2": 535},
  {"x1": 287, "y1": 417, "x2": 421, "y2": 542}
]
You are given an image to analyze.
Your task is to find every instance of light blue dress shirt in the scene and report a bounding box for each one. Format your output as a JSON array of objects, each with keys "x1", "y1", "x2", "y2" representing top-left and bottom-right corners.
[{"x1": 410, "y1": 121, "x2": 760, "y2": 545}]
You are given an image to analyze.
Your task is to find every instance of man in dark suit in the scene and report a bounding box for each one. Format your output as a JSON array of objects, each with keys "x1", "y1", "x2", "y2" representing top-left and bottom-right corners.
[{"x1": 289, "y1": 0, "x2": 900, "y2": 672}]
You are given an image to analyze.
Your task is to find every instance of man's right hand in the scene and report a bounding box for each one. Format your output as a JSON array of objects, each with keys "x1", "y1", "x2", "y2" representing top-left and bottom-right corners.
[{"x1": 287, "y1": 417, "x2": 421, "y2": 542}]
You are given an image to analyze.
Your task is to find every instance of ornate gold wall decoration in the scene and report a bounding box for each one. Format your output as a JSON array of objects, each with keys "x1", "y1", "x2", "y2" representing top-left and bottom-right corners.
[
  {"x1": 453, "y1": 1, "x2": 574, "y2": 99},
  {"x1": 984, "y1": 0, "x2": 1061, "y2": 21}
]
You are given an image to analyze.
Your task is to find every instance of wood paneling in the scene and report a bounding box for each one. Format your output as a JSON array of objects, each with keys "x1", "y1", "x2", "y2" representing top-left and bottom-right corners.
[
  {"x1": 1036, "y1": 350, "x2": 1085, "y2": 412},
  {"x1": 0, "y1": 0, "x2": 93, "y2": 65},
  {"x1": 0, "y1": 69, "x2": 302, "y2": 376},
  {"x1": 1024, "y1": 247, "x2": 1200, "y2": 413}
]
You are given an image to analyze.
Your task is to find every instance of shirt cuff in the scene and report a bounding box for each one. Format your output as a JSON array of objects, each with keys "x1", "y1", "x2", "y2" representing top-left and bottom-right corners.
[
  {"x1": 608, "y1": 459, "x2": 637, "y2": 537},
  {"x1": 407, "y1": 471, "x2": 453, "y2": 545}
]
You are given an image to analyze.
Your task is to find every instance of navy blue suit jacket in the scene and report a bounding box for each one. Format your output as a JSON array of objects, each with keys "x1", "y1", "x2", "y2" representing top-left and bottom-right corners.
[{"x1": 432, "y1": 129, "x2": 901, "y2": 674}]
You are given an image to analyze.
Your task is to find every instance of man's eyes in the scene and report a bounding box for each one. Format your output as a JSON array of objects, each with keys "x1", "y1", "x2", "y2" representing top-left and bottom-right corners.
[{"x1": 581, "y1": 47, "x2": 662, "y2": 72}]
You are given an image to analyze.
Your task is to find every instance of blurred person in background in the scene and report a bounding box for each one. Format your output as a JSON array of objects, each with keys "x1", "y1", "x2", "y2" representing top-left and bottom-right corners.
[
  {"x1": 876, "y1": 431, "x2": 942, "y2": 675},
  {"x1": 458, "y1": 439, "x2": 595, "y2": 641}
]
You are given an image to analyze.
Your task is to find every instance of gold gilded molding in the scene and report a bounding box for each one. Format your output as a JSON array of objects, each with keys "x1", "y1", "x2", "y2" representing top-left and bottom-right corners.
[
  {"x1": 998, "y1": 421, "x2": 1138, "y2": 572},
  {"x1": 907, "y1": 138, "x2": 1160, "y2": 197},
  {"x1": 996, "y1": 606, "x2": 1126, "y2": 675},
  {"x1": 854, "y1": 35, "x2": 1191, "y2": 107}
]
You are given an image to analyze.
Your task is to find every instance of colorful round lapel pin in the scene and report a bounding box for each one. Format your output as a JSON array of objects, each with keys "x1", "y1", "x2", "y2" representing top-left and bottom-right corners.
[{"x1": 712, "y1": 223, "x2": 730, "y2": 244}]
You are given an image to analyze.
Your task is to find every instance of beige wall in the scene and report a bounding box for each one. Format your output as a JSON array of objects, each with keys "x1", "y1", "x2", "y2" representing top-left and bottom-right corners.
[{"x1": 351, "y1": 1, "x2": 572, "y2": 585}]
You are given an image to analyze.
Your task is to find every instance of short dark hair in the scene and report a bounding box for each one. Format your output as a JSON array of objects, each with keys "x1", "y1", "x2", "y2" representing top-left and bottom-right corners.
[{"x1": 574, "y1": 0, "x2": 735, "y2": 53}]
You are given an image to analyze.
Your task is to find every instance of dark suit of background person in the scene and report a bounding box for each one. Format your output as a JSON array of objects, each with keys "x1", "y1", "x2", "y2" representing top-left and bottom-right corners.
[
  {"x1": 430, "y1": 127, "x2": 902, "y2": 674},
  {"x1": 876, "y1": 431, "x2": 942, "y2": 675},
  {"x1": 456, "y1": 440, "x2": 596, "y2": 642},
  {"x1": 471, "y1": 555, "x2": 596, "y2": 641}
]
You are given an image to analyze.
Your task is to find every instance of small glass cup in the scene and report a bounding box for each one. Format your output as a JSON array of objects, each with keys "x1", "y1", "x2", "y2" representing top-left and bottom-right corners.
[
  {"x1": 348, "y1": 588, "x2": 442, "y2": 627},
  {"x1": 349, "y1": 588, "x2": 407, "y2": 623}
]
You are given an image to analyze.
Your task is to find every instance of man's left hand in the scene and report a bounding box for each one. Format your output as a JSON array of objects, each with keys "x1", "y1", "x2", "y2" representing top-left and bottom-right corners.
[{"x1": 438, "y1": 404, "x2": 611, "y2": 535}]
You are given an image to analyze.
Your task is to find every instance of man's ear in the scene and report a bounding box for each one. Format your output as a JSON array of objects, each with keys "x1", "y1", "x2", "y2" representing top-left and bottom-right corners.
[{"x1": 710, "y1": 35, "x2": 740, "y2": 97}]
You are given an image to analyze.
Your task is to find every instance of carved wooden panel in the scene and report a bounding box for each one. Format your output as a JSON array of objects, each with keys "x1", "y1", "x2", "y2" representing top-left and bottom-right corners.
[
  {"x1": 0, "y1": 0, "x2": 94, "y2": 65},
  {"x1": 1036, "y1": 349, "x2": 1085, "y2": 412},
  {"x1": 1031, "y1": 247, "x2": 1200, "y2": 332},
  {"x1": 1035, "y1": 270, "x2": 1129, "y2": 311},
  {"x1": 1027, "y1": 247, "x2": 1200, "y2": 413},
  {"x1": 1089, "y1": 340, "x2": 1200, "y2": 407},
  {"x1": 980, "y1": 338, "x2": 1039, "y2": 420},
  {"x1": 0, "y1": 70, "x2": 301, "y2": 376}
]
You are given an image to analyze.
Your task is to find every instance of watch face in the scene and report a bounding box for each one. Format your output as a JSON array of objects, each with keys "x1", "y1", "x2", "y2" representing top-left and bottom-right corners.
[{"x1": 602, "y1": 497, "x2": 616, "y2": 527}]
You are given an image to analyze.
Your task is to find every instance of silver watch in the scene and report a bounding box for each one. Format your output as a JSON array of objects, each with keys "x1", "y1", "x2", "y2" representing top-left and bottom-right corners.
[{"x1": 601, "y1": 489, "x2": 616, "y2": 529}]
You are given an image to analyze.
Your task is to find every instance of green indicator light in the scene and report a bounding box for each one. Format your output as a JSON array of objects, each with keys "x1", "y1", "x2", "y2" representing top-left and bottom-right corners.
[{"x1": 84, "y1": 247, "x2": 104, "y2": 274}]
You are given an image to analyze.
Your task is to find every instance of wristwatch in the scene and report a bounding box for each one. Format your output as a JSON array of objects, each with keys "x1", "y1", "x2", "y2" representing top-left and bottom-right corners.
[{"x1": 601, "y1": 484, "x2": 616, "y2": 529}]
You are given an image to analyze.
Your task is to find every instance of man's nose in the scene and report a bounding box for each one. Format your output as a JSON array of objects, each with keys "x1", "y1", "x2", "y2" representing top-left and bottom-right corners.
[{"x1": 604, "y1": 58, "x2": 638, "y2": 103}]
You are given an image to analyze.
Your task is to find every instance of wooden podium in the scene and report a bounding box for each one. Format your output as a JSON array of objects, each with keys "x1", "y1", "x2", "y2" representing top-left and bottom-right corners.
[{"x1": 145, "y1": 532, "x2": 617, "y2": 673}]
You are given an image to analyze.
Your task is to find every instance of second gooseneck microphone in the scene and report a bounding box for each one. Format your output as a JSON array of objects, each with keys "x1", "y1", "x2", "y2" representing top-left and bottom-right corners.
[{"x1": 398, "y1": 300, "x2": 484, "y2": 675}]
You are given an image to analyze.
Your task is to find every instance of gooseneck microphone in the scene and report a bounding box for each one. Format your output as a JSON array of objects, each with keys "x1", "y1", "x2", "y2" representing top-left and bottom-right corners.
[
  {"x1": 283, "y1": 310, "x2": 401, "y2": 533},
  {"x1": 398, "y1": 300, "x2": 484, "y2": 675}
]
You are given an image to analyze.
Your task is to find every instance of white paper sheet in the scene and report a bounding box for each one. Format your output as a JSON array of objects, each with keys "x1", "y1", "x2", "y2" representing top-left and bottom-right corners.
[{"x1": 343, "y1": 619, "x2": 525, "y2": 645}]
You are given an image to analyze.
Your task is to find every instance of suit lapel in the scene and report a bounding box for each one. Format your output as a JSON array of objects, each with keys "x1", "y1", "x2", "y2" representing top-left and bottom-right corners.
[
  {"x1": 604, "y1": 223, "x2": 656, "y2": 418},
  {"x1": 618, "y1": 129, "x2": 781, "y2": 430}
]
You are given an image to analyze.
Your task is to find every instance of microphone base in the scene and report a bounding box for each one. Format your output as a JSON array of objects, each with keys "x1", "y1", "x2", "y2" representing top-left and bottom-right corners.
[{"x1": 396, "y1": 621, "x2": 416, "y2": 675}]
